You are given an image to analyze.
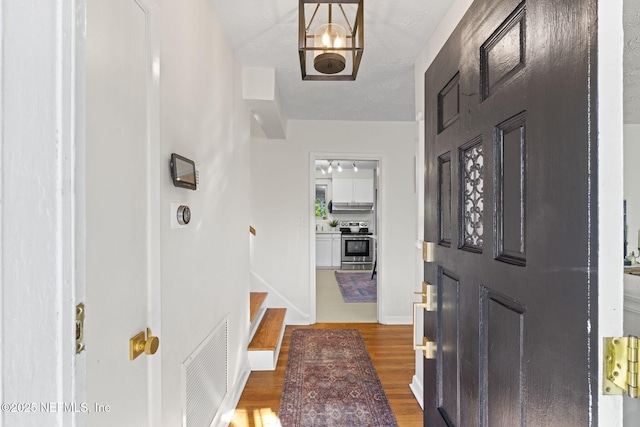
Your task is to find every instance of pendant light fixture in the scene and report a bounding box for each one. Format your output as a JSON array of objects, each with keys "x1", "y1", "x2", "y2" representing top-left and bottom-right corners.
[{"x1": 298, "y1": 0, "x2": 364, "y2": 81}]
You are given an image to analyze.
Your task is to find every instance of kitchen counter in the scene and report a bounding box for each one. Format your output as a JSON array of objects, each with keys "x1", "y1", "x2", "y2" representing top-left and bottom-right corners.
[
  {"x1": 316, "y1": 230, "x2": 340, "y2": 234},
  {"x1": 625, "y1": 266, "x2": 640, "y2": 276}
]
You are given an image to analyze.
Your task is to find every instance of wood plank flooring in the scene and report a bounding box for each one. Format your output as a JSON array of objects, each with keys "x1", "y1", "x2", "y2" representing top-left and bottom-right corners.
[{"x1": 231, "y1": 323, "x2": 423, "y2": 427}]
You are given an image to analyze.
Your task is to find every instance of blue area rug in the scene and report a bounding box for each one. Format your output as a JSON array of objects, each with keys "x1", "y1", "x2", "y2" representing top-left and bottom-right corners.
[{"x1": 334, "y1": 271, "x2": 377, "y2": 303}]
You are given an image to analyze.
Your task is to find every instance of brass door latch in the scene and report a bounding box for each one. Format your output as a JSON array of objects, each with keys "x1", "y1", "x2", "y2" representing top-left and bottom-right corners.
[
  {"x1": 604, "y1": 336, "x2": 638, "y2": 398},
  {"x1": 129, "y1": 328, "x2": 160, "y2": 361}
]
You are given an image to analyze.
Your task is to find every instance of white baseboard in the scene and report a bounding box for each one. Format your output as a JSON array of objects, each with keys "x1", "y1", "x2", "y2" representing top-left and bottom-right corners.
[
  {"x1": 215, "y1": 365, "x2": 251, "y2": 427},
  {"x1": 380, "y1": 316, "x2": 412, "y2": 325},
  {"x1": 409, "y1": 375, "x2": 424, "y2": 410}
]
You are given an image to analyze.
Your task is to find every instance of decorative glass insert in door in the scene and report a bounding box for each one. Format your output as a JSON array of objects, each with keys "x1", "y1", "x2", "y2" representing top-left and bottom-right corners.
[{"x1": 460, "y1": 137, "x2": 484, "y2": 251}]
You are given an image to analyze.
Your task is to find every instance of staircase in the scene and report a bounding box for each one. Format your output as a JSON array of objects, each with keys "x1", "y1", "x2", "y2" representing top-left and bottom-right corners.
[{"x1": 248, "y1": 292, "x2": 286, "y2": 371}]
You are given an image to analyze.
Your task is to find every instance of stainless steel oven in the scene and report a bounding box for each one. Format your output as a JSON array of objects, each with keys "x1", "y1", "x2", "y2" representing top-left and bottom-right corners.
[{"x1": 341, "y1": 234, "x2": 373, "y2": 270}]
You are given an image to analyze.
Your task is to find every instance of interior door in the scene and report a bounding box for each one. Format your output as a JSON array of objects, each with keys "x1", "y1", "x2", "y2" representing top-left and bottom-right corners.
[
  {"x1": 422, "y1": 0, "x2": 597, "y2": 425},
  {"x1": 85, "y1": 0, "x2": 161, "y2": 425}
]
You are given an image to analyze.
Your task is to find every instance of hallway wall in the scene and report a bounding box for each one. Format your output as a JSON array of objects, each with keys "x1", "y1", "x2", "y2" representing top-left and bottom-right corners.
[
  {"x1": 157, "y1": 0, "x2": 251, "y2": 424},
  {"x1": 250, "y1": 120, "x2": 417, "y2": 324}
]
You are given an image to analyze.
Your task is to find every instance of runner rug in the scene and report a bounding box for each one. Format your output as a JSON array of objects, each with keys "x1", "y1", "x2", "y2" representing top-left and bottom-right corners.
[
  {"x1": 278, "y1": 329, "x2": 398, "y2": 427},
  {"x1": 334, "y1": 271, "x2": 377, "y2": 303}
]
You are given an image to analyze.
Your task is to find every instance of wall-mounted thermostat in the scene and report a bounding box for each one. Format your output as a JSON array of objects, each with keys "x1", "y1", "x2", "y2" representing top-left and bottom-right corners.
[
  {"x1": 177, "y1": 205, "x2": 191, "y2": 225},
  {"x1": 170, "y1": 202, "x2": 191, "y2": 229}
]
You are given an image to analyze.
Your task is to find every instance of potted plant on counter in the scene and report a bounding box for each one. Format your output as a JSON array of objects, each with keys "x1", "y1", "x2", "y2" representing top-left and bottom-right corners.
[{"x1": 329, "y1": 219, "x2": 339, "y2": 230}]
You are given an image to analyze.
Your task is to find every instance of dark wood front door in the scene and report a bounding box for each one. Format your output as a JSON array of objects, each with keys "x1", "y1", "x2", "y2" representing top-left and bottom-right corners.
[{"x1": 422, "y1": 0, "x2": 597, "y2": 425}]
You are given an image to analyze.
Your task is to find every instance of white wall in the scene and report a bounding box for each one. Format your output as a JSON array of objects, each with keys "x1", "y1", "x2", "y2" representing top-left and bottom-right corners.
[
  {"x1": 625, "y1": 124, "x2": 640, "y2": 256},
  {"x1": 158, "y1": 0, "x2": 251, "y2": 424},
  {"x1": 250, "y1": 120, "x2": 416, "y2": 325}
]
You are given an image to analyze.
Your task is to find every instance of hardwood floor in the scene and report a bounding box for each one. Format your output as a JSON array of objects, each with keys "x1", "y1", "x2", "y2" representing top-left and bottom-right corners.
[{"x1": 231, "y1": 323, "x2": 423, "y2": 427}]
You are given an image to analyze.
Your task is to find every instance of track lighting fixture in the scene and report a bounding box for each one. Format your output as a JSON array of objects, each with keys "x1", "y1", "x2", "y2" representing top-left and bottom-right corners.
[
  {"x1": 337, "y1": 162, "x2": 342, "y2": 172},
  {"x1": 353, "y1": 162, "x2": 358, "y2": 172}
]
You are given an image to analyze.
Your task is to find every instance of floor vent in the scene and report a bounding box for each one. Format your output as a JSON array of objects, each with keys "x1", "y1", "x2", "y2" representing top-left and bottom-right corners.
[{"x1": 183, "y1": 317, "x2": 228, "y2": 427}]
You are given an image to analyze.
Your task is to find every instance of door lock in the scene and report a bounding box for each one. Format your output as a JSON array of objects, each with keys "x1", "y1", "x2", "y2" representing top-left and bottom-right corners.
[{"x1": 129, "y1": 328, "x2": 160, "y2": 361}]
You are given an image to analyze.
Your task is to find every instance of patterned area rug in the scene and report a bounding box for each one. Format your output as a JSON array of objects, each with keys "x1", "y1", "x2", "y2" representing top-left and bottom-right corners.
[
  {"x1": 334, "y1": 271, "x2": 377, "y2": 303},
  {"x1": 278, "y1": 329, "x2": 398, "y2": 427}
]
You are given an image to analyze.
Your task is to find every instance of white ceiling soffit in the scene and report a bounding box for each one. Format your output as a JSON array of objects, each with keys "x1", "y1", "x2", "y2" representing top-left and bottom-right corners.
[{"x1": 209, "y1": 0, "x2": 456, "y2": 122}]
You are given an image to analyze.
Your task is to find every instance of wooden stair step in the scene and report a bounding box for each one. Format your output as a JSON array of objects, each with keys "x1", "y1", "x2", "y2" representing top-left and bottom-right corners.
[
  {"x1": 249, "y1": 292, "x2": 268, "y2": 323},
  {"x1": 248, "y1": 308, "x2": 286, "y2": 351}
]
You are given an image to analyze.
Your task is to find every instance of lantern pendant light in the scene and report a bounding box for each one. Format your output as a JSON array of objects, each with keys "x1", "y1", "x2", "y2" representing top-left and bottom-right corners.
[{"x1": 298, "y1": 0, "x2": 364, "y2": 81}]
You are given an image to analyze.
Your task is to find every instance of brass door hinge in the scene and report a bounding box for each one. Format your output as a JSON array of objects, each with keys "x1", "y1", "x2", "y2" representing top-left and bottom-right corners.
[
  {"x1": 422, "y1": 241, "x2": 435, "y2": 262},
  {"x1": 604, "y1": 336, "x2": 638, "y2": 398},
  {"x1": 76, "y1": 303, "x2": 85, "y2": 354}
]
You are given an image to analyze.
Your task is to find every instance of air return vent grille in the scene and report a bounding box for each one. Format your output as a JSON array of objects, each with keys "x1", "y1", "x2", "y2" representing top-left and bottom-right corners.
[{"x1": 183, "y1": 317, "x2": 228, "y2": 427}]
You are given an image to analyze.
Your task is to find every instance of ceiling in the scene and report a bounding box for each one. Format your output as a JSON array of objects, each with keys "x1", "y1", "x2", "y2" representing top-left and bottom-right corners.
[
  {"x1": 210, "y1": 0, "x2": 640, "y2": 124},
  {"x1": 209, "y1": 0, "x2": 455, "y2": 122}
]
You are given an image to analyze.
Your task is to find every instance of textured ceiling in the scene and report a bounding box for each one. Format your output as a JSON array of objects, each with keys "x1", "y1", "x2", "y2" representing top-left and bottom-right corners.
[
  {"x1": 625, "y1": 0, "x2": 640, "y2": 124},
  {"x1": 210, "y1": 1, "x2": 637, "y2": 123},
  {"x1": 209, "y1": 0, "x2": 455, "y2": 121}
]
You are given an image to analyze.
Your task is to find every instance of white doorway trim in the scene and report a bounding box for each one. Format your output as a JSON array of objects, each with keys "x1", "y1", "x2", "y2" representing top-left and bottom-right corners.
[
  {"x1": 597, "y1": 0, "x2": 625, "y2": 424},
  {"x1": 1, "y1": 0, "x2": 80, "y2": 425},
  {"x1": 309, "y1": 152, "x2": 384, "y2": 324}
]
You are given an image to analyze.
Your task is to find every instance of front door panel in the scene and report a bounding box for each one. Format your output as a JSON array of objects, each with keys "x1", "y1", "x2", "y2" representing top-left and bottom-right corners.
[
  {"x1": 437, "y1": 269, "x2": 460, "y2": 426},
  {"x1": 423, "y1": 0, "x2": 597, "y2": 426}
]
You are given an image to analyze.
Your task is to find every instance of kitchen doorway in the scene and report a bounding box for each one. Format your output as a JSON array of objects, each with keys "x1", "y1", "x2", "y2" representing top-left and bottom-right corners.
[{"x1": 311, "y1": 156, "x2": 380, "y2": 323}]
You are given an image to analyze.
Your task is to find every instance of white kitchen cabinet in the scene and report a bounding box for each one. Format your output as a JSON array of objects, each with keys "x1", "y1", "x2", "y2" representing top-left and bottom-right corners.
[
  {"x1": 332, "y1": 177, "x2": 374, "y2": 204},
  {"x1": 332, "y1": 179, "x2": 353, "y2": 204},
  {"x1": 316, "y1": 234, "x2": 332, "y2": 267},
  {"x1": 331, "y1": 233, "x2": 342, "y2": 267},
  {"x1": 353, "y1": 179, "x2": 374, "y2": 203},
  {"x1": 316, "y1": 233, "x2": 342, "y2": 268}
]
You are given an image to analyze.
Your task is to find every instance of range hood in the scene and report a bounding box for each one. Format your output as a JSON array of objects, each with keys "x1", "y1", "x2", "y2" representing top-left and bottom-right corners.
[{"x1": 329, "y1": 200, "x2": 374, "y2": 212}]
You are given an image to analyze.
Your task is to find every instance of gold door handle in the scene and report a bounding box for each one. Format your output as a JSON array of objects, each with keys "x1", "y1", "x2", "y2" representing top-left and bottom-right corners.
[
  {"x1": 415, "y1": 281, "x2": 437, "y2": 311},
  {"x1": 129, "y1": 328, "x2": 160, "y2": 360},
  {"x1": 412, "y1": 281, "x2": 437, "y2": 359},
  {"x1": 412, "y1": 305, "x2": 437, "y2": 359}
]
